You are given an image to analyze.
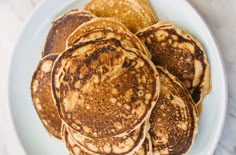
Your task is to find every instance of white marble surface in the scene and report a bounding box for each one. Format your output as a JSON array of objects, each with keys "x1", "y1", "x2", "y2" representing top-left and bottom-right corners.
[{"x1": 0, "y1": 0, "x2": 235, "y2": 155}]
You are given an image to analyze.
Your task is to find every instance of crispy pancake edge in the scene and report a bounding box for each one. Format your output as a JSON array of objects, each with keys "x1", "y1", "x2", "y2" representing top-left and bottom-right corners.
[{"x1": 30, "y1": 53, "x2": 62, "y2": 139}]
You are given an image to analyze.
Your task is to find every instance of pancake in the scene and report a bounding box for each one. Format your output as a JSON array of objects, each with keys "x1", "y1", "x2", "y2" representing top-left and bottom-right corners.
[
  {"x1": 30, "y1": 54, "x2": 62, "y2": 139},
  {"x1": 67, "y1": 121, "x2": 149, "y2": 155},
  {"x1": 42, "y1": 9, "x2": 95, "y2": 57},
  {"x1": 140, "y1": 0, "x2": 150, "y2": 6},
  {"x1": 84, "y1": 0, "x2": 157, "y2": 33},
  {"x1": 51, "y1": 37, "x2": 160, "y2": 138},
  {"x1": 61, "y1": 123, "x2": 89, "y2": 155},
  {"x1": 149, "y1": 66, "x2": 198, "y2": 155},
  {"x1": 67, "y1": 17, "x2": 151, "y2": 58},
  {"x1": 196, "y1": 102, "x2": 203, "y2": 117},
  {"x1": 62, "y1": 122, "x2": 149, "y2": 155},
  {"x1": 136, "y1": 21, "x2": 211, "y2": 104},
  {"x1": 134, "y1": 133, "x2": 152, "y2": 155},
  {"x1": 140, "y1": 0, "x2": 155, "y2": 13}
]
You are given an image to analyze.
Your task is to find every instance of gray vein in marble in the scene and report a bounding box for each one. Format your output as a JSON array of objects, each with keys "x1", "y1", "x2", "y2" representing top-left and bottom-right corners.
[{"x1": 229, "y1": 112, "x2": 236, "y2": 119}]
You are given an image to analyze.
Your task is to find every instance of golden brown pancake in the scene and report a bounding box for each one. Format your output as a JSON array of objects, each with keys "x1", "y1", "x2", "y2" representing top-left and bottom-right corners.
[
  {"x1": 42, "y1": 9, "x2": 95, "y2": 57},
  {"x1": 149, "y1": 66, "x2": 198, "y2": 155},
  {"x1": 67, "y1": 17, "x2": 151, "y2": 58},
  {"x1": 137, "y1": 21, "x2": 211, "y2": 104},
  {"x1": 61, "y1": 124, "x2": 89, "y2": 155},
  {"x1": 30, "y1": 54, "x2": 62, "y2": 139},
  {"x1": 197, "y1": 102, "x2": 203, "y2": 117},
  {"x1": 140, "y1": 0, "x2": 154, "y2": 12},
  {"x1": 134, "y1": 133, "x2": 153, "y2": 155},
  {"x1": 84, "y1": 0, "x2": 157, "y2": 33},
  {"x1": 140, "y1": 0, "x2": 150, "y2": 6},
  {"x1": 51, "y1": 37, "x2": 160, "y2": 138},
  {"x1": 67, "y1": 121, "x2": 149, "y2": 155}
]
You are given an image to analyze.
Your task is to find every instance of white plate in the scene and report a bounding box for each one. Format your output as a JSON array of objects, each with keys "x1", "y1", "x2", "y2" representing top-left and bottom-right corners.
[{"x1": 8, "y1": 0, "x2": 227, "y2": 155}]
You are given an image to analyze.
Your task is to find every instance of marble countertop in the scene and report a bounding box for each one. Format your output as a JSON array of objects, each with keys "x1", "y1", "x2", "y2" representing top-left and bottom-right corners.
[{"x1": 0, "y1": 0, "x2": 235, "y2": 155}]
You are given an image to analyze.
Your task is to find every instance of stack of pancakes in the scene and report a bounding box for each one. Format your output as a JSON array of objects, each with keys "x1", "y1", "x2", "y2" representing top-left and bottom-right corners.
[{"x1": 30, "y1": 0, "x2": 211, "y2": 154}]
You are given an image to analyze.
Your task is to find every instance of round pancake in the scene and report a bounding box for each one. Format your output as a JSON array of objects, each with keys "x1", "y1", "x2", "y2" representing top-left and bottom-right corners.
[
  {"x1": 136, "y1": 21, "x2": 211, "y2": 104},
  {"x1": 61, "y1": 124, "x2": 89, "y2": 155},
  {"x1": 67, "y1": 17, "x2": 151, "y2": 58},
  {"x1": 30, "y1": 54, "x2": 62, "y2": 139},
  {"x1": 134, "y1": 133, "x2": 152, "y2": 155},
  {"x1": 84, "y1": 0, "x2": 157, "y2": 33},
  {"x1": 67, "y1": 121, "x2": 148, "y2": 155},
  {"x1": 149, "y1": 66, "x2": 198, "y2": 155},
  {"x1": 51, "y1": 38, "x2": 160, "y2": 138},
  {"x1": 42, "y1": 9, "x2": 95, "y2": 57}
]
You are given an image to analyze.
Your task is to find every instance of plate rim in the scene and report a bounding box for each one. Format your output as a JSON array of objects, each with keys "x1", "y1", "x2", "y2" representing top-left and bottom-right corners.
[
  {"x1": 6, "y1": 0, "x2": 228, "y2": 155},
  {"x1": 6, "y1": 1, "x2": 50, "y2": 155},
  {"x1": 184, "y1": 2, "x2": 228, "y2": 155}
]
